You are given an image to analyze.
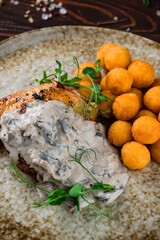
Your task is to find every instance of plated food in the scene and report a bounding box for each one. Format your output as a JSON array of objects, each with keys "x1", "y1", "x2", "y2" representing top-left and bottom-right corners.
[
  {"x1": 0, "y1": 26, "x2": 159, "y2": 240},
  {"x1": 0, "y1": 81, "x2": 128, "y2": 212},
  {"x1": 96, "y1": 42, "x2": 160, "y2": 168}
]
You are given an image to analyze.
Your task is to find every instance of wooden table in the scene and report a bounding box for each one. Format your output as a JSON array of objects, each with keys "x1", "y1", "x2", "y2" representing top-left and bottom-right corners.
[{"x1": 0, "y1": 0, "x2": 160, "y2": 43}]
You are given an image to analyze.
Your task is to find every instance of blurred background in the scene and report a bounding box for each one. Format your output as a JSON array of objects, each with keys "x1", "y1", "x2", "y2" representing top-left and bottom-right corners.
[{"x1": 0, "y1": 0, "x2": 160, "y2": 42}]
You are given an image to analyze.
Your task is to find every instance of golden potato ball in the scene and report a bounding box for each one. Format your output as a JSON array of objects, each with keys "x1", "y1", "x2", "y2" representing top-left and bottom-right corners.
[
  {"x1": 112, "y1": 93, "x2": 140, "y2": 121},
  {"x1": 100, "y1": 76, "x2": 108, "y2": 91},
  {"x1": 150, "y1": 77, "x2": 160, "y2": 88},
  {"x1": 134, "y1": 109, "x2": 157, "y2": 121},
  {"x1": 128, "y1": 88, "x2": 144, "y2": 110},
  {"x1": 143, "y1": 86, "x2": 160, "y2": 114},
  {"x1": 99, "y1": 90, "x2": 117, "y2": 118},
  {"x1": 121, "y1": 141, "x2": 150, "y2": 170},
  {"x1": 105, "y1": 68, "x2": 133, "y2": 95},
  {"x1": 78, "y1": 80, "x2": 92, "y2": 100},
  {"x1": 149, "y1": 138, "x2": 160, "y2": 163},
  {"x1": 132, "y1": 116, "x2": 160, "y2": 144},
  {"x1": 158, "y1": 112, "x2": 160, "y2": 122},
  {"x1": 96, "y1": 43, "x2": 117, "y2": 69},
  {"x1": 74, "y1": 62, "x2": 101, "y2": 83},
  {"x1": 104, "y1": 46, "x2": 131, "y2": 71},
  {"x1": 128, "y1": 60, "x2": 155, "y2": 88},
  {"x1": 108, "y1": 121, "x2": 133, "y2": 147}
]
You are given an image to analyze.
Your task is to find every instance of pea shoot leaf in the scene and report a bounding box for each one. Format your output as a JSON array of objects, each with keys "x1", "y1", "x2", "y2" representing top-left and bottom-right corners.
[
  {"x1": 98, "y1": 93, "x2": 108, "y2": 102},
  {"x1": 46, "y1": 189, "x2": 68, "y2": 206},
  {"x1": 67, "y1": 77, "x2": 81, "y2": 84},
  {"x1": 69, "y1": 183, "x2": 84, "y2": 197},
  {"x1": 95, "y1": 67, "x2": 102, "y2": 73},
  {"x1": 43, "y1": 71, "x2": 47, "y2": 79},
  {"x1": 94, "y1": 59, "x2": 101, "y2": 68},
  {"x1": 60, "y1": 73, "x2": 68, "y2": 82},
  {"x1": 90, "y1": 183, "x2": 116, "y2": 190},
  {"x1": 55, "y1": 68, "x2": 62, "y2": 74},
  {"x1": 82, "y1": 67, "x2": 97, "y2": 76},
  {"x1": 48, "y1": 189, "x2": 67, "y2": 198},
  {"x1": 56, "y1": 60, "x2": 62, "y2": 69}
]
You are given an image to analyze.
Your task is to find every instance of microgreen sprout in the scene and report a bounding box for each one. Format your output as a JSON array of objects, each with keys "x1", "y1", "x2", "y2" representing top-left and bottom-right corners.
[
  {"x1": 7, "y1": 149, "x2": 115, "y2": 220},
  {"x1": 83, "y1": 204, "x2": 114, "y2": 239},
  {"x1": 33, "y1": 57, "x2": 114, "y2": 117},
  {"x1": 67, "y1": 147, "x2": 116, "y2": 191}
]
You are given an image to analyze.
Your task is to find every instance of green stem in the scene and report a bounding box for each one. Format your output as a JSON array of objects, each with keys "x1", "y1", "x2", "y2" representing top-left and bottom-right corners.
[
  {"x1": 26, "y1": 182, "x2": 51, "y2": 193},
  {"x1": 45, "y1": 72, "x2": 56, "y2": 79},
  {"x1": 81, "y1": 195, "x2": 112, "y2": 220},
  {"x1": 81, "y1": 188, "x2": 106, "y2": 195},
  {"x1": 7, "y1": 163, "x2": 50, "y2": 193},
  {"x1": 78, "y1": 162, "x2": 99, "y2": 184}
]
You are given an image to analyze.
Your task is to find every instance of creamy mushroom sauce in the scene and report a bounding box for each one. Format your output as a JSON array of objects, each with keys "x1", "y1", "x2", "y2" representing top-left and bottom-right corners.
[{"x1": 0, "y1": 100, "x2": 128, "y2": 207}]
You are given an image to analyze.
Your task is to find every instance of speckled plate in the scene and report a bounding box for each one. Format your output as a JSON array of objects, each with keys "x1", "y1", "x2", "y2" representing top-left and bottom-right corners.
[{"x1": 0, "y1": 26, "x2": 160, "y2": 240}]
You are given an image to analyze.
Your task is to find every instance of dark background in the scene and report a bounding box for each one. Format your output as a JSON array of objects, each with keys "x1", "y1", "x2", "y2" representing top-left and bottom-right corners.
[{"x1": 0, "y1": 0, "x2": 160, "y2": 43}]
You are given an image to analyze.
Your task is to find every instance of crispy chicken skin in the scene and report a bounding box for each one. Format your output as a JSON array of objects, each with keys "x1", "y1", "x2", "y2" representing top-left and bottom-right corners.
[
  {"x1": 0, "y1": 80, "x2": 97, "y2": 121},
  {"x1": 0, "y1": 80, "x2": 97, "y2": 175}
]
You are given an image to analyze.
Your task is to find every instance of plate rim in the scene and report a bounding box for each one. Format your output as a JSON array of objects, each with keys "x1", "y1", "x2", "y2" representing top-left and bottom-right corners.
[{"x1": 0, "y1": 25, "x2": 160, "y2": 48}]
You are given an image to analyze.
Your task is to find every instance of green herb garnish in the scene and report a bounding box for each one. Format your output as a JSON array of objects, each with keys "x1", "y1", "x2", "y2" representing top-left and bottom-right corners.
[
  {"x1": 33, "y1": 57, "x2": 114, "y2": 117},
  {"x1": 7, "y1": 148, "x2": 115, "y2": 220},
  {"x1": 142, "y1": 0, "x2": 150, "y2": 6},
  {"x1": 67, "y1": 147, "x2": 116, "y2": 191}
]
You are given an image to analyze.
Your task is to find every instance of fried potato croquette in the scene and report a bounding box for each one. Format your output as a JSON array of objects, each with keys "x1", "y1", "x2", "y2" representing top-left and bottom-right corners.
[
  {"x1": 100, "y1": 76, "x2": 108, "y2": 91},
  {"x1": 134, "y1": 109, "x2": 157, "y2": 121},
  {"x1": 143, "y1": 86, "x2": 160, "y2": 114},
  {"x1": 96, "y1": 43, "x2": 117, "y2": 69},
  {"x1": 108, "y1": 121, "x2": 133, "y2": 147},
  {"x1": 149, "y1": 138, "x2": 160, "y2": 163},
  {"x1": 121, "y1": 141, "x2": 150, "y2": 170},
  {"x1": 105, "y1": 68, "x2": 133, "y2": 95},
  {"x1": 112, "y1": 93, "x2": 140, "y2": 121},
  {"x1": 78, "y1": 80, "x2": 92, "y2": 99},
  {"x1": 104, "y1": 45, "x2": 131, "y2": 71},
  {"x1": 128, "y1": 88, "x2": 144, "y2": 109},
  {"x1": 99, "y1": 90, "x2": 117, "y2": 118},
  {"x1": 158, "y1": 112, "x2": 160, "y2": 122},
  {"x1": 132, "y1": 116, "x2": 160, "y2": 144},
  {"x1": 128, "y1": 60, "x2": 155, "y2": 88},
  {"x1": 75, "y1": 62, "x2": 101, "y2": 83},
  {"x1": 150, "y1": 77, "x2": 160, "y2": 88}
]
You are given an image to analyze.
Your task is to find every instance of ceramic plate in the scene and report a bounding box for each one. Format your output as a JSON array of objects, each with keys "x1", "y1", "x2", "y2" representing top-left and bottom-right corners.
[{"x1": 0, "y1": 26, "x2": 159, "y2": 240}]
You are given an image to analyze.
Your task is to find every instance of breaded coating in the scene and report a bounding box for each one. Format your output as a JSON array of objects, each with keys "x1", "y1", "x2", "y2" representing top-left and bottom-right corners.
[
  {"x1": 128, "y1": 88, "x2": 144, "y2": 110},
  {"x1": 132, "y1": 116, "x2": 160, "y2": 144},
  {"x1": 134, "y1": 109, "x2": 157, "y2": 121},
  {"x1": 104, "y1": 46, "x2": 131, "y2": 71},
  {"x1": 105, "y1": 68, "x2": 133, "y2": 95},
  {"x1": 112, "y1": 93, "x2": 140, "y2": 121},
  {"x1": 128, "y1": 60, "x2": 154, "y2": 88},
  {"x1": 99, "y1": 90, "x2": 117, "y2": 118},
  {"x1": 143, "y1": 86, "x2": 160, "y2": 114},
  {"x1": 108, "y1": 121, "x2": 133, "y2": 147},
  {"x1": 150, "y1": 77, "x2": 160, "y2": 88},
  {"x1": 78, "y1": 80, "x2": 92, "y2": 100},
  {"x1": 96, "y1": 43, "x2": 117, "y2": 69},
  {"x1": 149, "y1": 138, "x2": 160, "y2": 163},
  {"x1": 100, "y1": 76, "x2": 108, "y2": 91},
  {"x1": 121, "y1": 141, "x2": 150, "y2": 170}
]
